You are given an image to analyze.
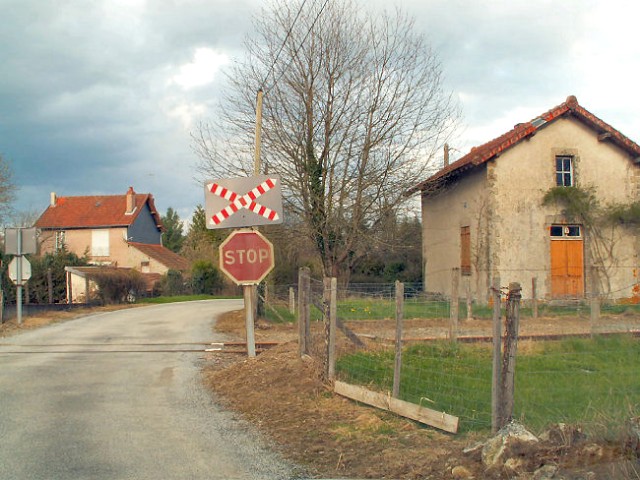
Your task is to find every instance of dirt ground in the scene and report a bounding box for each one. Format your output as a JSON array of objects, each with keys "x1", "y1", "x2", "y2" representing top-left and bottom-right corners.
[
  {"x1": 4, "y1": 304, "x2": 638, "y2": 478},
  {"x1": 203, "y1": 311, "x2": 640, "y2": 479}
]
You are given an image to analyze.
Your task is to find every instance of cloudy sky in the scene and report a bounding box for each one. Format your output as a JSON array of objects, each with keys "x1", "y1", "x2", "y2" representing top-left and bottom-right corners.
[{"x1": 2, "y1": 0, "x2": 639, "y2": 224}]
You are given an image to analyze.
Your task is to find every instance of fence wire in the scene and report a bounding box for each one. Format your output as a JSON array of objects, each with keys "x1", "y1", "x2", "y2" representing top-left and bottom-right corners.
[{"x1": 276, "y1": 278, "x2": 640, "y2": 434}]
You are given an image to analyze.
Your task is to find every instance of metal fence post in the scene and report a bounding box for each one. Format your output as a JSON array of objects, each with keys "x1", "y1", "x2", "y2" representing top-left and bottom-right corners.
[
  {"x1": 289, "y1": 287, "x2": 295, "y2": 314},
  {"x1": 449, "y1": 268, "x2": 460, "y2": 342},
  {"x1": 590, "y1": 266, "x2": 600, "y2": 337},
  {"x1": 531, "y1": 277, "x2": 538, "y2": 319}
]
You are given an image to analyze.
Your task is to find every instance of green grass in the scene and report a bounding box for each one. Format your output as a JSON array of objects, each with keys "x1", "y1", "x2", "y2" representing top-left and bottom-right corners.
[
  {"x1": 304, "y1": 297, "x2": 640, "y2": 322},
  {"x1": 336, "y1": 335, "x2": 640, "y2": 433},
  {"x1": 137, "y1": 294, "x2": 239, "y2": 304}
]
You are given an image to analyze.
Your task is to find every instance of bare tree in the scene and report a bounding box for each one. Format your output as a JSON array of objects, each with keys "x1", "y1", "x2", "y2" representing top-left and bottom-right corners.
[
  {"x1": 0, "y1": 154, "x2": 16, "y2": 226},
  {"x1": 194, "y1": 0, "x2": 459, "y2": 278}
]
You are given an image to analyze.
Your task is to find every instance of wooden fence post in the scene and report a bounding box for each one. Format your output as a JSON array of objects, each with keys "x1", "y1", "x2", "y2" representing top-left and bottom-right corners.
[
  {"x1": 491, "y1": 276, "x2": 502, "y2": 433},
  {"x1": 590, "y1": 266, "x2": 600, "y2": 337},
  {"x1": 392, "y1": 281, "x2": 404, "y2": 398},
  {"x1": 327, "y1": 277, "x2": 337, "y2": 380},
  {"x1": 298, "y1": 267, "x2": 311, "y2": 356},
  {"x1": 449, "y1": 268, "x2": 460, "y2": 342},
  {"x1": 531, "y1": 277, "x2": 538, "y2": 319},
  {"x1": 289, "y1": 287, "x2": 295, "y2": 314},
  {"x1": 47, "y1": 268, "x2": 54, "y2": 304},
  {"x1": 500, "y1": 282, "x2": 522, "y2": 428}
]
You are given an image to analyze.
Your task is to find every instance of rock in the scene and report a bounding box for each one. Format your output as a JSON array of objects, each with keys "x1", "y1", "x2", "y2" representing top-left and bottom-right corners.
[
  {"x1": 539, "y1": 423, "x2": 585, "y2": 447},
  {"x1": 623, "y1": 416, "x2": 640, "y2": 457},
  {"x1": 532, "y1": 464, "x2": 558, "y2": 480},
  {"x1": 504, "y1": 457, "x2": 526, "y2": 475},
  {"x1": 581, "y1": 443, "x2": 604, "y2": 461},
  {"x1": 481, "y1": 421, "x2": 539, "y2": 469},
  {"x1": 462, "y1": 441, "x2": 484, "y2": 460},
  {"x1": 451, "y1": 465, "x2": 474, "y2": 479}
]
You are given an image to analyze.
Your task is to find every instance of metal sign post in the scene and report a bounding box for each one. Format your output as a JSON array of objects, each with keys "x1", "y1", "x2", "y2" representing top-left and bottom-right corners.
[
  {"x1": 4, "y1": 227, "x2": 37, "y2": 325},
  {"x1": 16, "y1": 229, "x2": 22, "y2": 325}
]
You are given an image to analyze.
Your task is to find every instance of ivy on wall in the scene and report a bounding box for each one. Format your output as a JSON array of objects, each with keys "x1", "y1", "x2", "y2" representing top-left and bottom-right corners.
[{"x1": 542, "y1": 185, "x2": 640, "y2": 296}]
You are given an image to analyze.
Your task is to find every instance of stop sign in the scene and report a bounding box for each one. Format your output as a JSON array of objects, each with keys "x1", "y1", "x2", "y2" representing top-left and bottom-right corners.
[{"x1": 219, "y1": 230, "x2": 275, "y2": 285}]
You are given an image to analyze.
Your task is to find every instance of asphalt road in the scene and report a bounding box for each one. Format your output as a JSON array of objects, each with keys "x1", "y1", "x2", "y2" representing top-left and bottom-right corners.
[{"x1": 0, "y1": 300, "x2": 298, "y2": 480}]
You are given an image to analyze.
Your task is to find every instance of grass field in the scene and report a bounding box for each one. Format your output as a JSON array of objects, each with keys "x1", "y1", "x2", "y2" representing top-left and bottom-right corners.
[
  {"x1": 335, "y1": 335, "x2": 640, "y2": 433},
  {"x1": 266, "y1": 295, "x2": 640, "y2": 322},
  {"x1": 138, "y1": 294, "x2": 239, "y2": 304}
]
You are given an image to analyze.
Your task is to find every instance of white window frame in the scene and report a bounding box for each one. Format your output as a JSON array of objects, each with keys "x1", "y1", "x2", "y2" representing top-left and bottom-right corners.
[
  {"x1": 55, "y1": 230, "x2": 66, "y2": 252},
  {"x1": 555, "y1": 155, "x2": 574, "y2": 187}
]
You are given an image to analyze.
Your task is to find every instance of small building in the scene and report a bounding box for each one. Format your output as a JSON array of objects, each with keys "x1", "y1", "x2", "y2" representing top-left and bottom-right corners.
[
  {"x1": 409, "y1": 96, "x2": 640, "y2": 303},
  {"x1": 35, "y1": 187, "x2": 189, "y2": 302}
]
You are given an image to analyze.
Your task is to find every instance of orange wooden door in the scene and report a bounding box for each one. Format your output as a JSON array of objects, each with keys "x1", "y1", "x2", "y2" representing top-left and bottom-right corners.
[{"x1": 551, "y1": 240, "x2": 584, "y2": 297}]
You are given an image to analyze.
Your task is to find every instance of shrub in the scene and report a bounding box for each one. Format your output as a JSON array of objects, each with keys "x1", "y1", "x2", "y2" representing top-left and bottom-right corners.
[
  {"x1": 91, "y1": 269, "x2": 147, "y2": 304},
  {"x1": 190, "y1": 260, "x2": 223, "y2": 295},
  {"x1": 155, "y1": 269, "x2": 186, "y2": 296}
]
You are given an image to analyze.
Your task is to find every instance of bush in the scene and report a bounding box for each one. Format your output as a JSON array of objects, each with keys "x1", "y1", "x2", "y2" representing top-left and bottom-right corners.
[
  {"x1": 1, "y1": 248, "x2": 88, "y2": 304},
  {"x1": 155, "y1": 269, "x2": 186, "y2": 296},
  {"x1": 91, "y1": 269, "x2": 147, "y2": 304},
  {"x1": 190, "y1": 260, "x2": 223, "y2": 295}
]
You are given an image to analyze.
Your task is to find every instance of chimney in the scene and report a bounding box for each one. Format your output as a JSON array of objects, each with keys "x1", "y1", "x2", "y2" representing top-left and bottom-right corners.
[
  {"x1": 50, "y1": 192, "x2": 57, "y2": 207},
  {"x1": 443, "y1": 143, "x2": 450, "y2": 167},
  {"x1": 126, "y1": 187, "x2": 136, "y2": 214}
]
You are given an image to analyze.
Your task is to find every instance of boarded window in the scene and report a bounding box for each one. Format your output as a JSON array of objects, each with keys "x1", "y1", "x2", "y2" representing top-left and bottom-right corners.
[
  {"x1": 92, "y1": 229, "x2": 110, "y2": 257},
  {"x1": 460, "y1": 226, "x2": 471, "y2": 276}
]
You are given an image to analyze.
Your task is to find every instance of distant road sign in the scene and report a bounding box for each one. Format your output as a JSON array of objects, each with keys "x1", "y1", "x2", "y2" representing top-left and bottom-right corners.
[
  {"x1": 205, "y1": 175, "x2": 283, "y2": 229},
  {"x1": 8, "y1": 256, "x2": 32, "y2": 285},
  {"x1": 219, "y1": 230, "x2": 274, "y2": 285},
  {"x1": 5, "y1": 228, "x2": 37, "y2": 255}
]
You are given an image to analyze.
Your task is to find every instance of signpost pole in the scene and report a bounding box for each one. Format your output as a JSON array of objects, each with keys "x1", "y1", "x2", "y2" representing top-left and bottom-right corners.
[
  {"x1": 251, "y1": 89, "x2": 264, "y2": 346},
  {"x1": 243, "y1": 285, "x2": 257, "y2": 358},
  {"x1": 16, "y1": 228, "x2": 22, "y2": 325}
]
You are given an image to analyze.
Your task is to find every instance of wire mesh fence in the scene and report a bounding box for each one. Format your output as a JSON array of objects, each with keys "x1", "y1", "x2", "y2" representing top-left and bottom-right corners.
[{"x1": 279, "y1": 272, "x2": 640, "y2": 435}]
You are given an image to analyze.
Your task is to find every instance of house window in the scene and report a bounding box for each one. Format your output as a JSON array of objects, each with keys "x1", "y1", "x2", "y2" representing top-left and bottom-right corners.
[
  {"x1": 550, "y1": 225, "x2": 581, "y2": 238},
  {"x1": 460, "y1": 226, "x2": 471, "y2": 275},
  {"x1": 55, "y1": 230, "x2": 66, "y2": 252},
  {"x1": 91, "y1": 229, "x2": 110, "y2": 257},
  {"x1": 555, "y1": 156, "x2": 574, "y2": 186}
]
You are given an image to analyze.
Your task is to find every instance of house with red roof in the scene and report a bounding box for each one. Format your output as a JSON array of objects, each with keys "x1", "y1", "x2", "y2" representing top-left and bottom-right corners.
[
  {"x1": 409, "y1": 96, "x2": 640, "y2": 303},
  {"x1": 35, "y1": 187, "x2": 189, "y2": 301}
]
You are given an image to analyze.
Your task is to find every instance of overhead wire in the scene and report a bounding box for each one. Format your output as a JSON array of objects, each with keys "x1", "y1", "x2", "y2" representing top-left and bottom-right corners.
[
  {"x1": 259, "y1": 0, "x2": 312, "y2": 91},
  {"x1": 261, "y1": 0, "x2": 331, "y2": 93}
]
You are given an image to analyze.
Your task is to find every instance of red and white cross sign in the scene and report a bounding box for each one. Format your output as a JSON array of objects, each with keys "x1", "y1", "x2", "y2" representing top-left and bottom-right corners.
[{"x1": 204, "y1": 175, "x2": 283, "y2": 229}]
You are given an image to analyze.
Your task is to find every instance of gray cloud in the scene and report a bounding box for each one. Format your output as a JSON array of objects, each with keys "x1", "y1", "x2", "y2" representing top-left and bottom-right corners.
[{"x1": 1, "y1": 0, "x2": 638, "y2": 223}]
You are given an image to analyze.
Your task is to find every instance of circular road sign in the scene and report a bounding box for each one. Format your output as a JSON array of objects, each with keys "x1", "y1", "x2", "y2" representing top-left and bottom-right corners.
[{"x1": 219, "y1": 230, "x2": 275, "y2": 285}]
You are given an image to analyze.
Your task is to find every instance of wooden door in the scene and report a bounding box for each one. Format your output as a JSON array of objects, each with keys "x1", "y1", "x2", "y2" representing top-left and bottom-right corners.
[{"x1": 551, "y1": 239, "x2": 584, "y2": 297}]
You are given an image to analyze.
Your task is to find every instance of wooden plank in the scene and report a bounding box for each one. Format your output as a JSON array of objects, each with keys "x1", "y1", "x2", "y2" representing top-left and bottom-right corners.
[{"x1": 334, "y1": 381, "x2": 458, "y2": 434}]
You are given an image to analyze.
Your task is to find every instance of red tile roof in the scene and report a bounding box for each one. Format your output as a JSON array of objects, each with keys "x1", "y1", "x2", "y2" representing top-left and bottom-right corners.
[
  {"x1": 129, "y1": 242, "x2": 190, "y2": 271},
  {"x1": 409, "y1": 95, "x2": 640, "y2": 194},
  {"x1": 35, "y1": 188, "x2": 164, "y2": 230}
]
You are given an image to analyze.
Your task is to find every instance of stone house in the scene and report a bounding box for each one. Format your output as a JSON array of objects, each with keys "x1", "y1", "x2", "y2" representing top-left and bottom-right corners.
[
  {"x1": 409, "y1": 96, "x2": 640, "y2": 302},
  {"x1": 34, "y1": 187, "x2": 189, "y2": 302}
]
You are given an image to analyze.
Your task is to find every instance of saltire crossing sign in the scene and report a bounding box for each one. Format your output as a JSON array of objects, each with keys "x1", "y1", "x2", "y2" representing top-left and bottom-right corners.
[{"x1": 204, "y1": 175, "x2": 283, "y2": 229}]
